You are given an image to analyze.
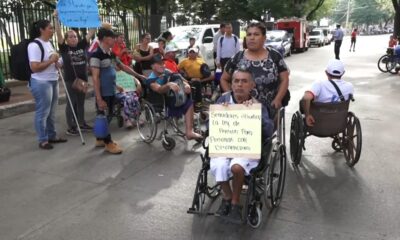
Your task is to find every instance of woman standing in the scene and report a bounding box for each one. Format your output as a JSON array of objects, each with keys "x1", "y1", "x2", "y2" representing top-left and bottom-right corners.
[
  {"x1": 133, "y1": 33, "x2": 154, "y2": 77},
  {"x1": 54, "y1": 10, "x2": 95, "y2": 136},
  {"x1": 220, "y1": 22, "x2": 289, "y2": 116},
  {"x1": 350, "y1": 28, "x2": 357, "y2": 52},
  {"x1": 28, "y1": 19, "x2": 67, "y2": 149}
]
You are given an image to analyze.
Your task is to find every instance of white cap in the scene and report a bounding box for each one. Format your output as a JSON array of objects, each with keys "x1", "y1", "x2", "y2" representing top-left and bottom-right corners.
[
  {"x1": 326, "y1": 59, "x2": 345, "y2": 77},
  {"x1": 165, "y1": 44, "x2": 178, "y2": 53},
  {"x1": 188, "y1": 47, "x2": 199, "y2": 53}
]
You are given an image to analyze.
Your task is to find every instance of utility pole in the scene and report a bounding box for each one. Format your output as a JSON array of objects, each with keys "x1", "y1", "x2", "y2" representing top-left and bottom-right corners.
[{"x1": 345, "y1": 0, "x2": 351, "y2": 29}]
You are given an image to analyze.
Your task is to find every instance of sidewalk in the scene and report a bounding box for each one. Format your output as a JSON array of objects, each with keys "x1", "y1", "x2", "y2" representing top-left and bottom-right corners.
[{"x1": 0, "y1": 79, "x2": 94, "y2": 119}]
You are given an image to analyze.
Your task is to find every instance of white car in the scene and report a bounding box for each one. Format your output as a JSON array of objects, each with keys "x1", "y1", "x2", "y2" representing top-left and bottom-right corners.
[
  {"x1": 309, "y1": 29, "x2": 325, "y2": 47},
  {"x1": 151, "y1": 24, "x2": 220, "y2": 69}
]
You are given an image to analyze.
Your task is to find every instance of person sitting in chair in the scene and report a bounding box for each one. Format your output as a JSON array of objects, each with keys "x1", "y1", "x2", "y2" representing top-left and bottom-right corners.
[
  {"x1": 211, "y1": 68, "x2": 274, "y2": 224},
  {"x1": 178, "y1": 47, "x2": 215, "y2": 110},
  {"x1": 147, "y1": 54, "x2": 203, "y2": 140},
  {"x1": 302, "y1": 59, "x2": 354, "y2": 127}
]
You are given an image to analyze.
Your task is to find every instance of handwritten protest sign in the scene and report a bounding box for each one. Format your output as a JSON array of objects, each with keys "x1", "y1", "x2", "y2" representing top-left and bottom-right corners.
[
  {"x1": 116, "y1": 72, "x2": 136, "y2": 93},
  {"x1": 57, "y1": 0, "x2": 101, "y2": 28},
  {"x1": 209, "y1": 104, "x2": 262, "y2": 159}
]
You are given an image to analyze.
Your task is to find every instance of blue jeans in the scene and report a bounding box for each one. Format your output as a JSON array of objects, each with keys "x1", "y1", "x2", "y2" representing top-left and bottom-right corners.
[{"x1": 30, "y1": 78, "x2": 59, "y2": 143}]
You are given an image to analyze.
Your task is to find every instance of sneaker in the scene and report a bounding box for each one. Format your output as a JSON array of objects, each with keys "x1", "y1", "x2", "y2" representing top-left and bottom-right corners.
[
  {"x1": 95, "y1": 139, "x2": 105, "y2": 148},
  {"x1": 224, "y1": 204, "x2": 243, "y2": 224},
  {"x1": 80, "y1": 123, "x2": 93, "y2": 132},
  {"x1": 66, "y1": 128, "x2": 79, "y2": 136},
  {"x1": 215, "y1": 199, "x2": 231, "y2": 217},
  {"x1": 105, "y1": 142, "x2": 123, "y2": 154}
]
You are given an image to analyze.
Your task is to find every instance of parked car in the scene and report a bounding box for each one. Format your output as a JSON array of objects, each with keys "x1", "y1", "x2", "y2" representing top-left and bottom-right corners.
[
  {"x1": 151, "y1": 24, "x2": 220, "y2": 69},
  {"x1": 265, "y1": 30, "x2": 292, "y2": 57},
  {"x1": 309, "y1": 29, "x2": 325, "y2": 47},
  {"x1": 315, "y1": 28, "x2": 331, "y2": 45}
]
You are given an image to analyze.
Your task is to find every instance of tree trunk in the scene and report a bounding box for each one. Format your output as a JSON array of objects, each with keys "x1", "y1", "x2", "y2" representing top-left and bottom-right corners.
[
  {"x1": 395, "y1": 9, "x2": 400, "y2": 37},
  {"x1": 119, "y1": 10, "x2": 131, "y2": 48}
]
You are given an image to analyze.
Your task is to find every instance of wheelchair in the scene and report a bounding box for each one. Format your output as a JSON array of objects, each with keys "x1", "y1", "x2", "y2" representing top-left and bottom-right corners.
[
  {"x1": 187, "y1": 108, "x2": 287, "y2": 228},
  {"x1": 290, "y1": 98, "x2": 362, "y2": 167},
  {"x1": 135, "y1": 87, "x2": 204, "y2": 151}
]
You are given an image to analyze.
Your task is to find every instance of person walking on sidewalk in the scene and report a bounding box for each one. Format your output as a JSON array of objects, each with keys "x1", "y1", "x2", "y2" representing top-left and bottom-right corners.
[
  {"x1": 54, "y1": 10, "x2": 95, "y2": 136},
  {"x1": 332, "y1": 24, "x2": 344, "y2": 60},
  {"x1": 349, "y1": 28, "x2": 357, "y2": 52},
  {"x1": 216, "y1": 23, "x2": 240, "y2": 70},
  {"x1": 90, "y1": 28, "x2": 145, "y2": 154},
  {"x1": 28, "y1": 19, "x2": 67, "y2": 150}
]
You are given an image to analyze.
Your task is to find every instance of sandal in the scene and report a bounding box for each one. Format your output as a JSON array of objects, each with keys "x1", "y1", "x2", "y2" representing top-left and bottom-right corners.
[
  {"x1": 39, "y1": 142, "x2": 53, "y2": 150},
  {"x1": 48, "y1": 137, "x2": 68, "y2": 144}
]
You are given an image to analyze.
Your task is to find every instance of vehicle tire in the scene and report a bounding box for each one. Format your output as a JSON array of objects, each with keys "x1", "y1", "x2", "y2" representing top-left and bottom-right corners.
[
  {"x1": 343, "y1": 112, "x2": 362, "y2": 167},
  {"x1": 377, "y1": 55, "x2": 389, "y2": 73},
  {"x1": 162, "y1": 136, "x2": 176, "y2": 151}
]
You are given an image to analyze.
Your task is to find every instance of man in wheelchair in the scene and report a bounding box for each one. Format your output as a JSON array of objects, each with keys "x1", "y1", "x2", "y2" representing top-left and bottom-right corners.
[
  {"x1": 178, "y1": 47, "x2": 215, "y2": 111},
  {"x1": 147, "y1": 54, "x2": 203, "y2": 140},
  {"x1": 210, "y1": 68, "x2": 274, "y2": 224},
  {"x1": 302, "y1": 59, "x2": 354, "y2": 127}
]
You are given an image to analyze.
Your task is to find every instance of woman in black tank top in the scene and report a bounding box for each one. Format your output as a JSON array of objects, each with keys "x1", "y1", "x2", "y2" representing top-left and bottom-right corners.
[{"x1": 134, "y1": 33, "x2": 154, "y2": 77}]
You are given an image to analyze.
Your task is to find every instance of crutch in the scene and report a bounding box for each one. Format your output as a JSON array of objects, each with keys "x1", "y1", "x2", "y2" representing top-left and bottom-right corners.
[{"x1": 58, "y1": 69, "x2": 86, "y2": 145}]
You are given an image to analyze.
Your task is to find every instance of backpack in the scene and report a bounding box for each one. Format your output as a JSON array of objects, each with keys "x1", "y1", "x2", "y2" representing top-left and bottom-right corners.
[
  {"x1": 165, "y1": 73, "x2": 187, "y2": 108},
  {"x1": 200, "y1": 63, "x2": 211, "y2": 78},
  {"x1": 220, "y1": 35, "x2": 238, "y2": 48},
  {"x1": 10, "y1": 39, "x2": 44, "y2": 81}
]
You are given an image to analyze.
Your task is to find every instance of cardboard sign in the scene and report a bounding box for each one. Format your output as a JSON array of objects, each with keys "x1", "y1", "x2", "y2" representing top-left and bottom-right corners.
[
  {"x1": 209, "y1": 104, "x2": 262, "y2": 159},
  {"x1": 57, "y1": 0, "x2": 101, "y2": 28},
  {"x1": 116, "y1": 72, "x2": 136, "y2": 93}
]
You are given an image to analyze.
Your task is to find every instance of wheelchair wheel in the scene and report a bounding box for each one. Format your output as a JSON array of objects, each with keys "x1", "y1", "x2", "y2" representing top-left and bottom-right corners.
[
  {"x1": 343, "y1": 112, "x2": 362, "y2": 167},
  {"x1": 162, "y1": 136, "x2": 176, "y2": 151},
  {"x1": 137, "y1": 100, "x2": 157, "y2": 143},
  {"x1": 377, "y1": 54, "x2": 389, "y2": 72},
  {"x1": 247, "y1": 204, "x2": 262, "y2": 228},
  {"x1": 188, "y1": 167, "x2": 207, "y2": 215},
  {"x1": 331, "y1": 134, "x2": 343, "y2": 152},
  {"x1": 290, "y1": 111, "x2": 305, "y2": 165},
  {"x1": 266, "y1": 144, "x2": 286, "y2": 208}
]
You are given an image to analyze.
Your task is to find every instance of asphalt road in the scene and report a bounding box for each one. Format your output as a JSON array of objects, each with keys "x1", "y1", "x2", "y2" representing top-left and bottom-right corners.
[{"x1": 1, "y1": 34, "x2": 399, "y2": 240}]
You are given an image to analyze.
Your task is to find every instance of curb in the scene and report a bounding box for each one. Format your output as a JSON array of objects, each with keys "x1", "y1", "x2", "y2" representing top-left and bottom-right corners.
[{"x1": 0, "y1": 90, "x2": 94, "y2": 119}]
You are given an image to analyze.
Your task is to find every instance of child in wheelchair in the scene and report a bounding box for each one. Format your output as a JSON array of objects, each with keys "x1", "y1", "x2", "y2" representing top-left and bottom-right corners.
[
  {"x1": 115, "y1": 64, "x2": 142, "y2": 128},
  {"x1": 302, "y1": 59, "x2": 354, "y2": 127},
  {"x1": 146, "y1": 54, "x2": 203, "y2": 140},
  {"x1": 210, "y1": 68, "x2": 274, "y2": 224}
]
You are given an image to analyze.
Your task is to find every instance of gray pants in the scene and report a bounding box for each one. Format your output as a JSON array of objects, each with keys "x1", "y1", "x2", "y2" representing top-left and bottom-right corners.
[{"x1": 65, "y1": 80, "x2": 86, "y2": 129}]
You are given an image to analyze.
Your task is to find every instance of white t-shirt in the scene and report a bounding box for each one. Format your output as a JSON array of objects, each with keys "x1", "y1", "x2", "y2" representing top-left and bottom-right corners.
[
  {"x1": 308, "y1": 79, "x2": 354, "y2": 103},
  {"x1": 28, "y1": 38, "x2": 58, "y2": 81}
]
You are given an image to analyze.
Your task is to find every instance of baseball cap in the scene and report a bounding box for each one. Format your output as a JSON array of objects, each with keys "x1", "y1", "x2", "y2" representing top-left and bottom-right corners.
[
  {"x1": 188, "y1": 47, "x2": 199, "y2": 53},
  {"x1": 326, "y1": 59, "x2": 345, "y2": 77},
  {"x1": 165, "y1": 44, "x2": 178, "y2": 53},
  {"x1": 97, "y1": 28, "x2": 116, "y2": 40},
  {"x1": 151, "y1": 54, "x2": 164, "y2": 65}
]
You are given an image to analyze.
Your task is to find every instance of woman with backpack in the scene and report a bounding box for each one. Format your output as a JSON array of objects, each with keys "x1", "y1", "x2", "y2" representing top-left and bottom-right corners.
[
  {"x1": 54, "y1": 10, "x2": 95, "y2": 136},
  {"x1": 220, "y1": 22, "x2": 290, "y2": 118},
  {"x1": 28, "y1": 19, "x2": 67, "y2": 150}
]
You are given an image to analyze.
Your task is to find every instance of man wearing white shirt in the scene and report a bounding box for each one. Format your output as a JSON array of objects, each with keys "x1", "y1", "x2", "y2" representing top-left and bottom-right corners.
[
  {"x1": 302, "y1": 59, "x2": 354, "y2": 127},
  {"x1": 216, "y1": 23, "x2": 240, "y2": 70},
  {"x1": 213, "y1": 23, "x2": 226, "y2": 67}
]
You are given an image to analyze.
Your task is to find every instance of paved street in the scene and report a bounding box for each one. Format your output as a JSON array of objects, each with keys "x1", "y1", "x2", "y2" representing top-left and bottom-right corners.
[{"x1": 1, "y1": 34, "x2": 399, "y2": 240}]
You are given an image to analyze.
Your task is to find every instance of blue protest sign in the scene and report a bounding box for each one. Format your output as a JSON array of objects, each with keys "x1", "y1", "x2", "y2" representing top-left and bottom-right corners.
[{"x1": 57, "y1": 0, "x2": 101, "y2": 28}]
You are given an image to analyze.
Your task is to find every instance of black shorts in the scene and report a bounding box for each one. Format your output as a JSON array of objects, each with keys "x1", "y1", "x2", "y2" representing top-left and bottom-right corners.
[{"x1": 351, "y1": 37, "x2": 356, "y2": 43}]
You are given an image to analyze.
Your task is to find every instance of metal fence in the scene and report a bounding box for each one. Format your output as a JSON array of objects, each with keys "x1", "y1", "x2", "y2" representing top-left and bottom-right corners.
[{"x1": 0, "y1": 1, "x2": 143, "y2": 80}]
